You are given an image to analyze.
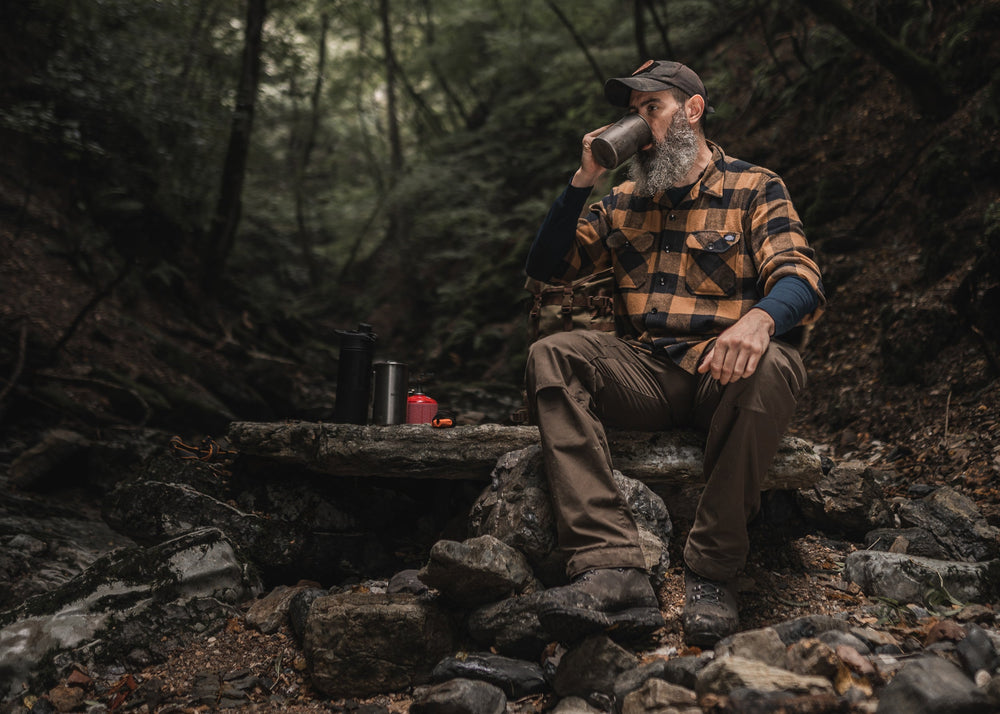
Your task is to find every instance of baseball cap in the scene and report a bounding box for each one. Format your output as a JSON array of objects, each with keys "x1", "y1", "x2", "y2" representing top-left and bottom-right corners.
[{"x1": 604, "y1": 60, "x2": 714, "y2": 112}]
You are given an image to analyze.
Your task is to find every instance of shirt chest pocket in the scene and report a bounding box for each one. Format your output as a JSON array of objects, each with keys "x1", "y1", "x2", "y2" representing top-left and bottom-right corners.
[
  {"x1": 607, "y1": 228, "x2": 655, "y2": 290},
  {"x1": 683, "y1": 231, "x2": 743, "y2": 297}
]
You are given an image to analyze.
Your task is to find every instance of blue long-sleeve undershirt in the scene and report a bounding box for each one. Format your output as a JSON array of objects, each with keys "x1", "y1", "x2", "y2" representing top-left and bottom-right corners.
[{"x1": 526, "y1": 182, "x2": 819, "y2": 337}]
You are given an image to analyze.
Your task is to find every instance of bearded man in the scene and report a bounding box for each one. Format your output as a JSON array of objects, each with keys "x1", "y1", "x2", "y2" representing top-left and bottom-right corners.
[{"x1": 525, "y1": 61, "x2": 825, "y2": 647}]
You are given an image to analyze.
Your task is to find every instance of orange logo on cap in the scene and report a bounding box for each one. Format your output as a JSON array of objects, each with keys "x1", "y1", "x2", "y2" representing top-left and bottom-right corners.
[{"x1": 632, "y1": 60, "x2": 655, "y2": 76}]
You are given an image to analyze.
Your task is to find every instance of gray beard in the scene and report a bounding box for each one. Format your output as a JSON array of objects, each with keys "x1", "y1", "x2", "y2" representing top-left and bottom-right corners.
[{"x1": 628, "y1": 111, "x2": 700, "y2": 197}]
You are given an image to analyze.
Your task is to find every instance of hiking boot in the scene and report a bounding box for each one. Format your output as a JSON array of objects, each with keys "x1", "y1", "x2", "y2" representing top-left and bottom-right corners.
[
  {"x1": 536, "y1": 567, "x2": 663, "y2": 643},
  {"x1": 681, "y1": 566, "x2": 739, "y2": 648}
]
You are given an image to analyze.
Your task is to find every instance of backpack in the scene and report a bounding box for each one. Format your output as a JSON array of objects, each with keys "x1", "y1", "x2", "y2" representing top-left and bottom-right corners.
[
  {"x1": 525, "y1": 268, "x2": 615, "y2": 343},
  {"x1": 512, "y1": 268, "x2": 616, "y2": 425}
]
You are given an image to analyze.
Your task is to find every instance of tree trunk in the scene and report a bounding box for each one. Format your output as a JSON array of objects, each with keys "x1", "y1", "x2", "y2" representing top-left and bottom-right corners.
[
  {"x1": 203, "y1": 0, "x2": 266, "y2": 288},
  {"x1": 294, "y1": 11, "x2": 329, "y2": 287},
  {"x1": 380, "y1": 0, "x2": 408, "y2": 249},
  {"x1": 797, "y1": 0, "x2": 956, "y2": 117}
]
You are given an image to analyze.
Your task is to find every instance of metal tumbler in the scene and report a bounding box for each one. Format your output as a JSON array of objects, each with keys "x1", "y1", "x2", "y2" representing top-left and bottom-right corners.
[
  {"x1": 590, "y1": 114, "x2": 653, "y2": 170},
  {"x1": 372, "y1": 361, "x2": 409, "y2": 425}
]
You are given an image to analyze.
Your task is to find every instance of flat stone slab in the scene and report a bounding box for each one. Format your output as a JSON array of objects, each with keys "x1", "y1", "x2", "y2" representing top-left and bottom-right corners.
[{"x1": 227, "y1": 422, "x2": 823, "y2": 490}]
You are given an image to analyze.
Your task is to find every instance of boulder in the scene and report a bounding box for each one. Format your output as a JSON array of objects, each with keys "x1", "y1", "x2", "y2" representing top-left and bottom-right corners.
[
  {"x1": 430, "y1": 652, "x2": 547, "y2": 699},
  {"x1": 410, "y1": 678, "x2": 506, "y2": 714},
  {"x1": 876, "y1": 655, "x2": 994, "y2": 713},
  {"x1": 468, "y1": 445, "x2": 672, "y2": 586},
  {"x1": 466, "y1": 591, "x2": 552, "y2": 659},
  {"x1": 894, "y1": 486, "x2": 1000, "y2": 562},
  {"x1": 796, "y1": 460, "x2": 892, "y2": 538},
  {"x1": 843, "y1": 551, "x2": 1000, "y2": 607},
  {"x1": 694, "y1": 655, "x2": 834, "y2": 697},
  {"x1": 103, "y1": 480, "x2": 307, "y2": 570},
  {"x1": 552, "y1": 635, "x2": 639, "y2": 699},
  {"x1": 0, "y1": 527, "x2": 260, "y2": 698},
  {"x1": 417, "y1": 535, "x2": 536, "y2": 607},
  {"x1": 303, "y1": 592, "x2": 457, "y2": 698}
]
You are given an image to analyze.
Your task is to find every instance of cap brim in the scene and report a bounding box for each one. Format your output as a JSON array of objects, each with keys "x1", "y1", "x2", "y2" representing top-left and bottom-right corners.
[{"x1": 604, "y1": 77, "x2": 673, "y2": 107}]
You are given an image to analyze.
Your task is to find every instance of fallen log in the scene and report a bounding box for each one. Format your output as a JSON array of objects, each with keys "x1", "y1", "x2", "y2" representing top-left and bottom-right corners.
[{"x1": 226, "y1": 422, "x2": 823, "y2": 490}]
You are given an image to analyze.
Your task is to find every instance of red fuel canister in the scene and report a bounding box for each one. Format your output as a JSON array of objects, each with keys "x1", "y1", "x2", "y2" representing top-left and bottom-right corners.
[{"x1": 405, "y1": 392, "x2": 438, "y2": 424}]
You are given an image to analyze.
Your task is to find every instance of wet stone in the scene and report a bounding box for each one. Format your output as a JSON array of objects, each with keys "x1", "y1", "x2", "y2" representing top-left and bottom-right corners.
[{"x1": 430, "y1": 651, "x2": 547, "y2": 699}]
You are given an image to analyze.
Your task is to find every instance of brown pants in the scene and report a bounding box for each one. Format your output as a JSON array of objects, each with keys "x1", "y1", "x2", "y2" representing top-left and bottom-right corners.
[{"x1": 525, "y1": 331, "x2": 806, "y2": 582}]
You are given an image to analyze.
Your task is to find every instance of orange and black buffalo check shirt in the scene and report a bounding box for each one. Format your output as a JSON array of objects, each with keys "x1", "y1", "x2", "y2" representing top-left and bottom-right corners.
[{"x1": 536, "y1": 142, "x2": 825, "y2": 373}]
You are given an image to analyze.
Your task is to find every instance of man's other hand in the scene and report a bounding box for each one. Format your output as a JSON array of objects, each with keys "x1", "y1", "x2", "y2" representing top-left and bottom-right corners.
[{"x1": 697, "y1": 309, "x2": 775, "y2": 385}]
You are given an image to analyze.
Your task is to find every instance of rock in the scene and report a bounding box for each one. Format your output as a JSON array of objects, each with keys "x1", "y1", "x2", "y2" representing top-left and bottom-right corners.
[
  {"x1": 287, "y1": 586, "x2": 327, "y2": 644},
  {"x1": 9, "y1": 429, "x2": 90, "y2": 491},
  {"x1": 956, "y1": 623, "x2": 999, "y2": 678},
  {"x1": 864, "y1": 527, "x2": 950, "y2": 559},
  {"x1": 467, "y1": 446, "x2": 565, "y2": 585},
  {"x1": 875, "y1": 655, "x2": 994, "y2": 713},
  {"x1": 695, "y1": 656, "x2": 834, "y2": 697},
  {"x1": 303, "y1": 592, "x2": 457, "y2": 698},
  {"x1": 621, "y1": 677, "x2": 699, "y2": 714},
  {"x1": 0, "y1": 527, "x2": 260, "y2": 698},
  {"x1": 246, "y1": 582, "x2": 321, "y2": 635},
  {"x1": 986, "y1": 672, "x2": 1000, "y2": 707},
  {"x1": 387, "y1": 569, "x2": 430, "y2": 596},
  {"x1": 466, "y1": 591, "x2": 552, "y2": 659},
  {"x1": 784, "y1": 638, "x2": 844, "y2": 681},
  {"x1": 816, "y1": 630, "x2": 873, "y2": 657},
  {"x1": 226, "y1": 422, "x2": 823, "y2": 489},
  {"x1": 468, "y1": 446, "x2": 672, "y2": 586},
  {"x1": 102, "y1": 480, "x2": 307, "y2": 571},
  {"x1": 716, "y1": 627, "x2": 788, "y2": 668},
  {"x1": 843, "y1": 551, "x2": 1000, "y2": 606},
  {"x1": 410, "y1": 678, "x2": 506, "y2": 714},
  {"x1": 46, "y1": 683, "x2": 85, "y2": 713},
  {"x1": 417, "y1": 535, "x2": 535, "y2": 607},
  {"x1": 0, "y1": 489, "x2": 134, "y2": 610},
  {"x1": 796, "y1": 460, "x2": 891, "y2": 538},
  {"x1": 772, "y1": 615, "x2": 854, "y2": 645},
  {"x1": 894, "y1": 486, "x2": 1000, "y2": 562},
  {"x1": 613, "y1": 659, "x2": 671, "y2": 704},
  {"x1": 551, "y1": 696, "x2": 605, "y2": 713},
  {"x1": 430, "y1": 652, "x2": 547, "y2": 698},
  {"x1": 552, "y1": 635, "x2": 639, "y2": 699},
  {"x1": 724, "y1": 689, "x2": 848, "y2": 713}
]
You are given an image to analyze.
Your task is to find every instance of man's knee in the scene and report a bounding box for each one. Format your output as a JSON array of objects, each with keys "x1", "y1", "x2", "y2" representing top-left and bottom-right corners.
[{"x1": 755, "y1": 342, "x2": 807, "y2": 398}]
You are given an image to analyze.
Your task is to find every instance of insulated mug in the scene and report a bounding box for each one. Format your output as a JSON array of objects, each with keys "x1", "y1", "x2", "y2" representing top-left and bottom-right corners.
[
  {"x1": 333, "y1": 323, "x2": 376, "y2": 424},
  {"x1": 590, "y1": 114, "x2": 653, "y2": 170},
  {"x1": 372, "y1": 361, "x2": 408, "y2": 425}
]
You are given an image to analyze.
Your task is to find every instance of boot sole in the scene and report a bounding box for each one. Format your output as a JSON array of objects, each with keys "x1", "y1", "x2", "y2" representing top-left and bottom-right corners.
[{"x1": 538, "y1": 604, "x2": 664, "y2": 644}]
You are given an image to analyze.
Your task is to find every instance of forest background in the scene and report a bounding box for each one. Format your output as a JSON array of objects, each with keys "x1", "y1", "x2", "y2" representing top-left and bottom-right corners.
[{"x1": 0, "y1": 0, "x2": 999, "y2": 511}]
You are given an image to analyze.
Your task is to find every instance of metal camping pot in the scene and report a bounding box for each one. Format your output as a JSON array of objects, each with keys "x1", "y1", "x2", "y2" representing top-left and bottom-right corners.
[
  {"x1": 333, "y1": 323, "x2": 376, "y2": 424},
  {"x1": 590, "y1": 113, "x2": 653, "y2": 170},
  {"x1": 372, "y1": 361, "x2": 409, "y2": 425},
  {"x1": 405, "y1": 391, "x2": 438, "y2": 424}
]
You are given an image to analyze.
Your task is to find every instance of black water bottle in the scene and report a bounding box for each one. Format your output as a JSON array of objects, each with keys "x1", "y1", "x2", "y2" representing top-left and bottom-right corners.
[{"x1": 333, "y1": 323, "x2": 376, "y2": 424}]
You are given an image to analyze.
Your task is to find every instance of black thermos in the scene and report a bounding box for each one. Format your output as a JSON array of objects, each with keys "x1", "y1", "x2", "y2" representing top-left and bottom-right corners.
[{"x1": 333, "y1": 323, "x2": 376, "y2": 424}]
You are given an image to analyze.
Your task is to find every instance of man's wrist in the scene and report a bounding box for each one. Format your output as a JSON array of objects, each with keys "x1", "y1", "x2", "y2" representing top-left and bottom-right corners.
[
  {"x1": 747, "y1": 307, "x2": 776, "y2": 336},
  {"x1": 571, "y1": 167, "x2": 600, "y2": 188}
]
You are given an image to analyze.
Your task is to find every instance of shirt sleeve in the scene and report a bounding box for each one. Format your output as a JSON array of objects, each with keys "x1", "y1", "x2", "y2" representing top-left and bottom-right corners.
[
  {"x1": 753, "y1": 276, "x2": 821, "y2": 336},
  {"x1": 525, "y1": 182, "x2": 594, "y2": 282},
  {"x1": 747, "y1": 175, "x2": 826, "y2": 325}
]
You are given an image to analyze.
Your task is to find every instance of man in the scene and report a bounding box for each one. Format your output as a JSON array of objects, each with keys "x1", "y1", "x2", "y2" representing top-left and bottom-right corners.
[{"x1": 526, "y1": 60, "x2": 824, "y2": 647}]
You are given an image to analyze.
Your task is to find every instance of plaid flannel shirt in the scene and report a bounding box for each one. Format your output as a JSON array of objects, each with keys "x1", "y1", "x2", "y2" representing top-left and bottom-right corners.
[{"x1": 550, "y1": 142, "x2": 825, "y2": 373}]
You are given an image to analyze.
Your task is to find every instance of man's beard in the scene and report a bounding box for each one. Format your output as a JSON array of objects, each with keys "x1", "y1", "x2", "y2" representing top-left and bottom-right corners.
[{"x1": 628, "y1": 110, "x2": 700, "y2": 197}]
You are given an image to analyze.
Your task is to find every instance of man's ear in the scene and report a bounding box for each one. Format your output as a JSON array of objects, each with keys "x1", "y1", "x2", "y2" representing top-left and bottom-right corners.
[{"x1": 686, "y1": 94, "x2": 706, "y2": 124}]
